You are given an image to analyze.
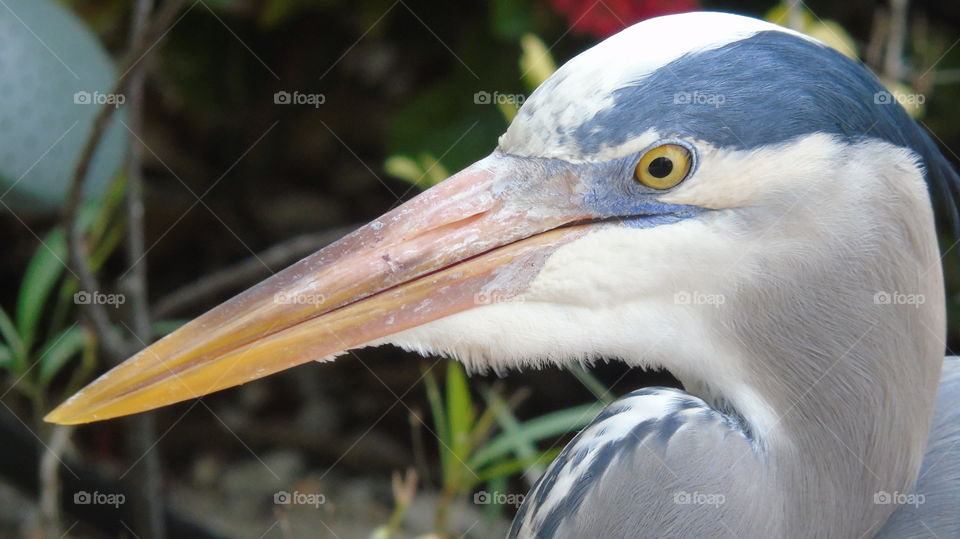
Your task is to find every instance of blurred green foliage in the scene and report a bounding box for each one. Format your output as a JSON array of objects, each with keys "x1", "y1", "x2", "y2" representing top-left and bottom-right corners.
[
  {"x1": 0, "y1": 177, "x2": 125, "y2": 413},
  {"x1": 421, "y1": 360, "x2": 605, "y2": 534}
]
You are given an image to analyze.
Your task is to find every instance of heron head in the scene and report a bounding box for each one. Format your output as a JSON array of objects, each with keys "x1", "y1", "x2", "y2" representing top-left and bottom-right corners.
[{"x1": 47, "y1": 12, "x2": 949, "y2": 428}]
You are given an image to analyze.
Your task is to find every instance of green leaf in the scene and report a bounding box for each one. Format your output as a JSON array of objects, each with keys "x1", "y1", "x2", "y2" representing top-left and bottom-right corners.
[
  {"x1": 475, "y1": 449, "x2": 561, "y2": 484},
  {"x1": 387, "y1": 75, "x2": 507, "y2": 177},
  {"x1": 384, "y1": 153, "x2": 452, "y2": 189},
  {"x1": 519, "y1": 33, "x2": 556, "y2": 92},
  {"x1": 384, "y1": 155, "x2": 424, "y2": 185},
  {"x1": 485, "y1": 390, "x2": 540, "y2": 475},
  {"x1": 39, "y1": 325, "x2": 88, "y2": 384},
  {"x1": 418, "y1": 153, "x2": 450, "y2": 187},
  {"x1": 446, "y1": 360, "x2": 475, "y2": 461},
  {"x1": 0, "y1": 344, "x2": 11, "y2": 371},
  {"x1": 88, "y1": 216, "x2": 126, "y2": 271},
  {"x1": 16, "y1": 228, "x2": 68, "y2": 351},
  {"x1": 470, "y1": 402, "x2": 604, "y2": 471},
  {"x1": 423, "y1": 365, "x2": 451, "y2": 481},
  {"x1": 567, "y1": 364, "x2": 615, "y2": 404},
  {"x1": 0, "y1": 306, "x2": 25, "y2": 373},
  {"x1": 445, "y1": 361, "x2": 475, "y2": 488},
  {"x1": 491, "y1": 0, "x2": 535, "y2": 41}
]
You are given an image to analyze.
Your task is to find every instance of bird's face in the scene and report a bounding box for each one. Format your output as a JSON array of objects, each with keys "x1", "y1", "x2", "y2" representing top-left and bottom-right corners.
[{"x1": 46, "y1": 13, "x2": 940, "y2": 425}]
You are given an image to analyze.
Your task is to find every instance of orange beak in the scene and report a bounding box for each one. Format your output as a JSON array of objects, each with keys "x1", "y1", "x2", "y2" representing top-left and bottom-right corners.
[{"x1": 45, "y1": 153, "x2": 594, "y2": 424}]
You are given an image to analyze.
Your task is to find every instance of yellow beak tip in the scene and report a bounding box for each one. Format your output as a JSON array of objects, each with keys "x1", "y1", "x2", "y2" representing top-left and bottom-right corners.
[
  {"x1": 43, "y1": 409, "x2": 72, "y2": 425},
  {"x1": 44, "y1": 402, "x2": 102, "y2": 425}
]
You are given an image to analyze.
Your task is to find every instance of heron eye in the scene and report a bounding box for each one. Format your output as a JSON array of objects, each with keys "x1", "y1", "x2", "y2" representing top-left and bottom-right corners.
[{"x1": 634, "y1": 144, "x2": 692, "y2": 190}]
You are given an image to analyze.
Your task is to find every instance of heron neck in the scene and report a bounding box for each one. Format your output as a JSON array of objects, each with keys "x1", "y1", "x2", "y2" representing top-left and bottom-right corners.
[{"x1": 688, "y1": 168, "x2": 946, "y2": 537}]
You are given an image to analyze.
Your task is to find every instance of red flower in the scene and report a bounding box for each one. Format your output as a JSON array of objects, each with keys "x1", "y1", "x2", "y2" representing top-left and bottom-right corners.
[{"x1": 552, "y1": 0, "x2": 700, "y2": 38}]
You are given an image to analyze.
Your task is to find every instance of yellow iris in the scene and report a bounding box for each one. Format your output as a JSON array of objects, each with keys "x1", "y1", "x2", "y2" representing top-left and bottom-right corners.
[{"x1": 634, "y1": 144, "x2": 692, "y2": 190}]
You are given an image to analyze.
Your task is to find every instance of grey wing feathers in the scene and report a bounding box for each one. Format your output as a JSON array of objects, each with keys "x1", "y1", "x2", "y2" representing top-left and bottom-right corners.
[
  {"x1": 875, "y1": 356, "x2": 960, "y2": 538},
  {"x1": 509, "y1": 387, "x2": 774, "y2": 538},
  {"x1": 509, "y1": 360, "x2": 958, "y2": 539}
]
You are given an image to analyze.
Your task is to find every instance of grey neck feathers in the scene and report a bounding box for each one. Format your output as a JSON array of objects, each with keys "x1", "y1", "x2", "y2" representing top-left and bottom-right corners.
[{"x1": 692, "y1": 140, "x2": 945, "y2": 536}]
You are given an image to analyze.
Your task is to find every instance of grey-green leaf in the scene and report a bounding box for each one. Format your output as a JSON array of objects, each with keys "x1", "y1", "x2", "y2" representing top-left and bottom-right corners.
[
  {"x1": 39, "y1": 325, "x2": 88, "y2": 384},
  {"x1": 446, "y1": 360, "x2": 475, "y2": 462},
  {"x1": 0, "y1": 344, "x2": 12, "y2": 371},
  {"x1": 470, "y1": 402, "x2": 604, "y2": 471},
  {"x1": 16, "y1": 228, "x2": 68, "y2": 351},
  {"x1": 0, "y1": 307, "x2": 25, "y2": 373}
]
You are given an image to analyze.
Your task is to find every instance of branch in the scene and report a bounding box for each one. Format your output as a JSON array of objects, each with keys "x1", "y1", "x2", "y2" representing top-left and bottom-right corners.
[
  {"x1": 121, "y1": 1, "x2": 168, "y2": 537},
  {"x1": 38, "y1": 425, "x2": 73, "y2": 538},
  {"x1": 884, "y1": 0, "x2": 909, "y2": 81},
  {"x1": 62, "y1": 0, "x2": 189, "y2": 361}
]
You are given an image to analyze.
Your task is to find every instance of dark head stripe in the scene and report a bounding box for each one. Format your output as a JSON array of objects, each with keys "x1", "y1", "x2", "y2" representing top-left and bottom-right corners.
[{"x1": 574, "y1": 31, "x2": 959, "y2": 229}]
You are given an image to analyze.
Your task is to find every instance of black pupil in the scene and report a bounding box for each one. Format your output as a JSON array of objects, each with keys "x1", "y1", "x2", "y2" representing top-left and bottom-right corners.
[{"x1": 647, "y1": 157, "x2": 673, "y2": 178}]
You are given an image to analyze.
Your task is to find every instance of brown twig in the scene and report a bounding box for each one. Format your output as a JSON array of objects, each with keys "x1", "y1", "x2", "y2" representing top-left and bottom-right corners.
[
  {"x1": 884, "y1": 0, "x2": 909, "y2": 81},
  {"x1": 62, "y1": 0, "x2": 189, "y2": 361},
  {"x1": 121, "y1": 1, "x2": 167, "y2": 538},
  {"x1": 151, "y1": 226, "x2": 358, "y2": 319},
  {"x1": 38, "y1": 425, "x2": 73, "y2": 539}
]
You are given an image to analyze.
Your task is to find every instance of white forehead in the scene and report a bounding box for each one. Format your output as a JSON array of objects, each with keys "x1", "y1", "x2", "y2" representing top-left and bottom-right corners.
[{"x1": 499, "y1": 12, "x2": 811, "y2": 161}]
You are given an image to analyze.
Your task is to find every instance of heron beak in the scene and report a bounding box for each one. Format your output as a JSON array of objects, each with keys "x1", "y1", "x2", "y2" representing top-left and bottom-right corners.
[{"x1": 45, "y1": 153, "x2": 592, "y2": 424}]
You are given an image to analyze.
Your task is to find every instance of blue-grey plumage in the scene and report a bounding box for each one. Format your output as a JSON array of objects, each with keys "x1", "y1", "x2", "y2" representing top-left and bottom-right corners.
[
  {"x1": 876, "y1": 357, "x2": 960, "y2": 538},
  {"x1": 511, "y1": 359, "x2": 960, "y2": 538},
  {"x1": 510, "y1": 387, "x2": 766, "y2": 537}
]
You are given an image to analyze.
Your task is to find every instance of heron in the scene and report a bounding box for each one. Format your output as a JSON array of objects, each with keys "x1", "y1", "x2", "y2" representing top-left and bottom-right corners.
[{"x1": 46, "y1": 11, "x2": 959, "y2": 538}]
